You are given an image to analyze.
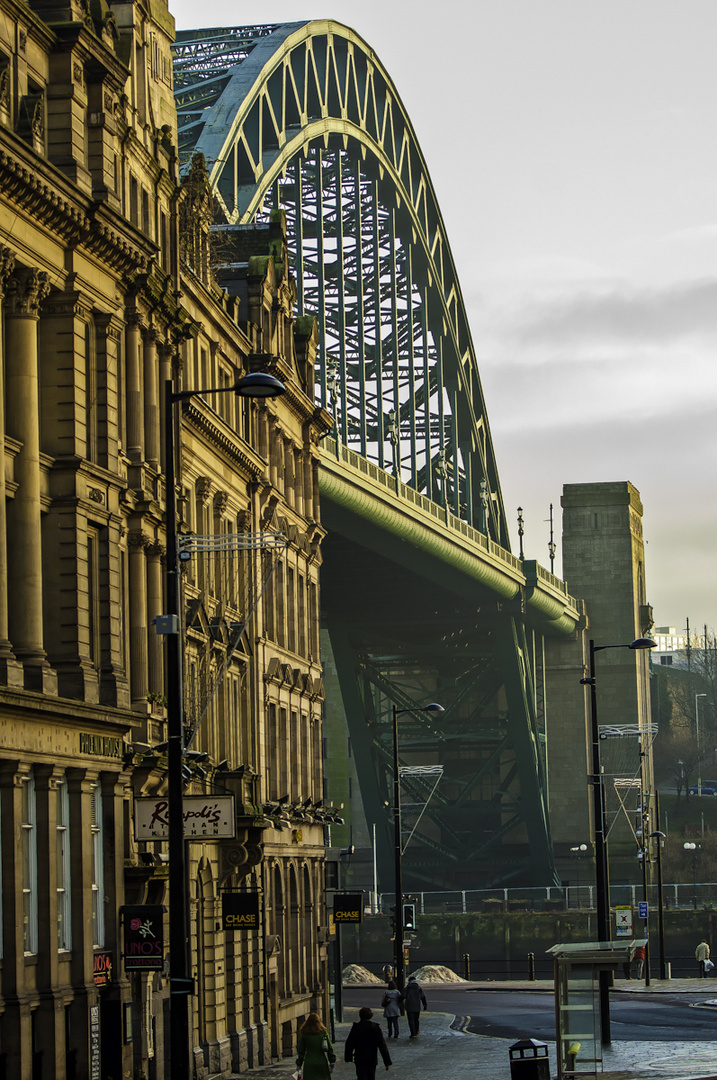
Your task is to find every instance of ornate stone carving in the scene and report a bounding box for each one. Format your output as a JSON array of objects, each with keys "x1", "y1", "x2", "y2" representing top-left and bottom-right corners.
[
  {"x1": 0, "y1": 247, "x2": 15, "y2": 297},
  {"x1": 4, "y1": 268, "x2": 50, "y2": 316},
  {"x1": 0, "y1": 65, "x2": 9, "y2": 113},
  {"x1": 196, "y1": 476, "x2": 212, "y2": 506},
  {"x1": 213, "y1": 491, "x2": 230, "y2": 516},
  {"x1": 127, "y1": 530, "x2": 150, "y2": 550},
  {"x1": 88, "y1": 487, "x2": 104, "y2": 504}
]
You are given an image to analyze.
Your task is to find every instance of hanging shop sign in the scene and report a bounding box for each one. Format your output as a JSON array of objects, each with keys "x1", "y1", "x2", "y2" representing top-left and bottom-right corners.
[
  {"x1": 134, "y1": 795, "x2": 235, "y2": 840},
  {"x1": 93, "y1": 951, "x2": 113, "y2": 987},
  {"x1": 121, "y1": 905, "x2": 164, "y2": 971},
  {"x1": 222, "y1": 892, "x2": 260, "y2": 931},
  {"x1": 334, "y1": 893, "x2": 364, "y2": 924}
]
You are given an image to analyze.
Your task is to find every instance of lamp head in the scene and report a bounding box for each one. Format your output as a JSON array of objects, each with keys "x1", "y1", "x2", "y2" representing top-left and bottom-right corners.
[
  {"x1": 424, "y1": 703, "x2": 444, "y2": 715},
  {"x1": 629, "y1": 637, "x2": 657, "y2": 650},
  {"x1": 233, "y1": 372, "x2": 286, "y2": 398}
]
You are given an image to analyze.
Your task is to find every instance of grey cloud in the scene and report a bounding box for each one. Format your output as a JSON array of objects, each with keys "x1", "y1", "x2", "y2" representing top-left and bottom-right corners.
[{"x1": 483, "y1": 277, "x2": 717, "y2": 350}]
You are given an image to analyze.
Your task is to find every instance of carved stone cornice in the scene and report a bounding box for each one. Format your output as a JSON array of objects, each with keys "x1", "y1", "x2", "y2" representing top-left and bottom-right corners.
[
  {"x1": 184, "y1": 401, "x2": 265, "y2": 480},
  {"x1": 4, "y1": 268, "x2": 50, "y2": 316}
]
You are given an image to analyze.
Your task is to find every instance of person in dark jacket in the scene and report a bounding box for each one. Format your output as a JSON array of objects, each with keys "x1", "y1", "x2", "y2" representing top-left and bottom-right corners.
[
  {"x1": 344, "y1": 1007, "x2": 392, "y2": 1079},
  {"x1": 401, "y1": 975, "x2": 427, "y2": 1038}
]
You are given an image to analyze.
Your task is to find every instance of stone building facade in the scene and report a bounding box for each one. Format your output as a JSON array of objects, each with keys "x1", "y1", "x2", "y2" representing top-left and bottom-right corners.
[{"x1": 0, "y1": 0, "x2": 333, "y2": 1076}]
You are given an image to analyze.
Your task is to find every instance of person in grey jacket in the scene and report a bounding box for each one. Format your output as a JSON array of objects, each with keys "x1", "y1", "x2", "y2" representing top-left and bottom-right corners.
[
  {"x1": 381, "y1": 981, "x2": 402, "y2": 1039},
  {"x1": 400, "y1": 975, "x2": 427, "y2": 1037}
]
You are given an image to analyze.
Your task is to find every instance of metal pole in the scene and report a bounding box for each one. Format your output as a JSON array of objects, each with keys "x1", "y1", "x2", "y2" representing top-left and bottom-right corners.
[
  {"x1": 165, "y1": 379, "x2": 191, "y2": 1079},
  {"x1": 655, "y1": 794, "x2": 667, "y2": 981},
  {"x1": 588, "y1": 640, "x2": 611, "y2": 1044},
  {"x1": 392, "y1": 703, "x2": 405, "y2": 990}
]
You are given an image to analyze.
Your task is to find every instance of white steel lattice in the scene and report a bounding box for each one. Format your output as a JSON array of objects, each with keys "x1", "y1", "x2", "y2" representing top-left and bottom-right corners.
[{"x1": 172, "y1": 22, "x2": 509, "y2": 547}]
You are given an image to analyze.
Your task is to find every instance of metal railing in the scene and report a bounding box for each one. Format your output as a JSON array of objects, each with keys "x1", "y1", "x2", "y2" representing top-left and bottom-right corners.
[{"x1": 378, "y1": 882, "x2": 717, "y2": 913}]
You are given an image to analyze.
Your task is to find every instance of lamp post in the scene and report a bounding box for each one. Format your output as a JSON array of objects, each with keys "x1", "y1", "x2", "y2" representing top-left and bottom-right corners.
[
  {"x1": 650, "y1": 821, "x2": 667, "y2": 980},
  {"x1": 392, "y1": 701, "x2": 444, "y2": 990},
  {"x1": 695, "y1": 694, "x2": 707, "y2": 796},
  {"x1": 683, "y1": 841, "x2": 700, "y2": 910},
  {"x1": 569, "y1": 844, "x2": 588, "y2": 908},
  {"x1": 164, "y1": 371, "x2": 285, "y2": 1080},
  {"x1": 580, "y1": 636, "x2": 656, "y2": 1044}
]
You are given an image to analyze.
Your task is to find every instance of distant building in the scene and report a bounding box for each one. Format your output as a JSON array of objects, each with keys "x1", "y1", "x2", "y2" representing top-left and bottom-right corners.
[{"x1": 653, "y1": 626, "x2": 689, "y2": 665}]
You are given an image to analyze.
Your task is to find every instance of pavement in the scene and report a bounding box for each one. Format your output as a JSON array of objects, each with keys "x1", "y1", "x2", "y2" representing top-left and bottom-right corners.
[{"x1": 236, "y1": 979, "x2": 717, "y2": 1080}]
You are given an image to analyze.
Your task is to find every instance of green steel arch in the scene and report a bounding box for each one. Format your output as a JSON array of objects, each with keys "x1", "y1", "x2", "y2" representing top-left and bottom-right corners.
[
  {"x1": 173, "y1": 24, "x2": 564, "y2": 890},
  {"x1": 173, "y1": 22, "x2": 508, "y2": 547}
]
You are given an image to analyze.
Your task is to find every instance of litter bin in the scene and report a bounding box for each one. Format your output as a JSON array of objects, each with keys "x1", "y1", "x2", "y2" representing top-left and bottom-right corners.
[{"x1": 509, "y1": 1038, "x2": 550, "y2": 1080}]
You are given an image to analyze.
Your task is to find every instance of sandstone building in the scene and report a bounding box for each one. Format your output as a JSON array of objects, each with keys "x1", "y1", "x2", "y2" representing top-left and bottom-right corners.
[{"x1": 0, "y1": 0, "x2": 333, "y2": 1075}]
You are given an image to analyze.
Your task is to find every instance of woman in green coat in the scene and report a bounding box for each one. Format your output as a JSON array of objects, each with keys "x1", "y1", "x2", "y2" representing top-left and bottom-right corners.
[{"x1": 296, "y1": 1013, "x2": 336, "y2": 1079}]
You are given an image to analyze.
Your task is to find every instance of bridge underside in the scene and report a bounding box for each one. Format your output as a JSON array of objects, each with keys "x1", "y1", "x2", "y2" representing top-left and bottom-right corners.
[{"x1": 320, "y1": 498, "x2": 559, "y2": 891}]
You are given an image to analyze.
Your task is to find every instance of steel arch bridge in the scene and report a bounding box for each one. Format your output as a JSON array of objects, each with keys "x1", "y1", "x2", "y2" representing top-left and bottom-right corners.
[
  {"x1": 173, "y1": 21, "x2": 506, "y2": 545},
  {"x1": 172, "y1": 23, "x2": 577, "y2": 890}
]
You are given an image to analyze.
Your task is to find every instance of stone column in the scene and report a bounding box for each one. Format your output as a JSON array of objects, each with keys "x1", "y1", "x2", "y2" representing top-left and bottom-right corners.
[
  {"x1": 294, "y1": 449, "x2": 305, "y2": 518},
  {"x1": 0, "y1": 762, "x2": 32, "y2": 1072},
  {"x1": 143, "y1": 326, "x2": 160, "y2": 471},
  {"x1": 146, "y1": 542, "x2": 165, "y2": 701},
  {"x1": 0, "y1": 249, "x2": 21, "y2": 685},
  {"x1": 283, "y1": 436, "x2": 295, "y2": 508},
  {"x1": 303, "y1": 449, "x2": 314, "y2": 523},
  {"x1": 4, "y1": 267, "x2": 57, "y2": 692},
  {"x1": 127, "y1": 530, "x2": 149, "y2": 709},
  {"x1": 125, "y1": 312, "x2": 144, "y2": 462},
  {"x1": 33, "y1": 765, "x2": 66, "y2": 1078},
  {"x1": 65, "y1": 767, "x2": 101, "y2": 1076},
  {"x1": 158, "y1": 341, "x2": 173, "y2": 473}
]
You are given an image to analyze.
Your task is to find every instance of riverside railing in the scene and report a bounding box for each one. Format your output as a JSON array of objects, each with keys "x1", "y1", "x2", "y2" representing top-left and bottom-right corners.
[{"x1": 377, "y1": 882, "x2": 717, "y2": 913}]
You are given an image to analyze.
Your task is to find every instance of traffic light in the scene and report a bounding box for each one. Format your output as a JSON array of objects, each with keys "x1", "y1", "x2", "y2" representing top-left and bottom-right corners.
[{"x1": 402, "y1": 903, "x2": 416, "y2": 931}]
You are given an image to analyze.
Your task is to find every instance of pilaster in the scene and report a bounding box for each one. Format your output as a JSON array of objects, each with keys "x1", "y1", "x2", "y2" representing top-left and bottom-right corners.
[
  {"x1": 143, "y1": 326, "x2": 160, "y2": 471},
  {"x1": 128, "y1": 529, "x2": 150, "y2": 710},
  {"x1": 0, "y1": 248, "x2": 23, "y2": 685},
  {"x1": 4, "y1": 267, "x2": 57, "y2": 693},
  {"x1": 125, "y1": 312, "x2": 144, "y2": 463}
]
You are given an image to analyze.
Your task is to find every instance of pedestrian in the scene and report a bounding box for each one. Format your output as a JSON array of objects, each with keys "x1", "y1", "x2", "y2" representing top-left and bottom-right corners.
[
  {"x1": 296, "y1": 1013, "x2": 336, "y2": 1079},
  {"x1": 344, "y1": 1006, "x2": 392, "y2": 1079},
  {"x1": 696, "y1": 939, "x2": 711, "y2": 978},
  {"x1": 381, "y1": 981, "x2": 402, "y2": 1039},
  {"x1": 381, "y1": 963, "x2": 394, "y2": 984},
  {"x1": 400, "y1": 974, "x2": 427, "y2": 1038},
  {"x1": 633, "y1": 944, "x2": 645, "y2": 979}
]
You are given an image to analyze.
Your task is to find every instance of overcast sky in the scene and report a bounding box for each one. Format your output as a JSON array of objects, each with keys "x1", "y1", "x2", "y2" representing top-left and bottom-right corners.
[{"x1": 171, "y1": 0, "x2": 717, "y2": 636}]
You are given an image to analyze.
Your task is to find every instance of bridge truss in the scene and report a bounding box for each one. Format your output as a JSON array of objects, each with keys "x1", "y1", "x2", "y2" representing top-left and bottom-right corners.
[{"x1": 172, "y1": 23, "x2": 573, "y2": 888}]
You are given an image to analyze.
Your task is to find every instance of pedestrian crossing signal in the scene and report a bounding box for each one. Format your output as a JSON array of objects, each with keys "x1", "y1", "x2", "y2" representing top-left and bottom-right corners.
[{"x1": 402, "y1": 903, "x2": 416, "y2": 930}]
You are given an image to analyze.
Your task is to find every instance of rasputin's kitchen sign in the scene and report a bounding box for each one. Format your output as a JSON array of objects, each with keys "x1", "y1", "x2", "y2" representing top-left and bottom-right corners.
[{"x1": 135, "y1": 796, "x2": 235, "y2": 839}]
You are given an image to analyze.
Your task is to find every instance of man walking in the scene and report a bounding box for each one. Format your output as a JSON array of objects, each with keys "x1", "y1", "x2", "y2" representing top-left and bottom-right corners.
[
  {"x1": 401, "y1": 974, "x2": 427, "y2": 1038},
  {"x1": 344, "y1": 1007, "x2": 392, "y2": 1079},
  {"x1": 696, "y1": 938, "x2": 711, "y2": 977}
]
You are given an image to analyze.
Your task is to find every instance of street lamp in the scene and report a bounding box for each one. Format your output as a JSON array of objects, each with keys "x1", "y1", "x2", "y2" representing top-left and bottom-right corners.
[
  {"x1": 580, "y1": 636, "x2": 656, "y2": 1044},
  {"x1": 650, "y1": 826, "x2": 667, "y2": 980},
  {"x1": 683, "y1": 841, "x2": 700, "y2": 910},
  {"x1": 695, "y1": 694, "x2": 707, "y2": 796},
  {"x1": 392, "y1": 701, "x2": 444, "y2": 990},
  {"x1": 164, "y1": 371, "x2": 285, "y2": 1079},
  {"x1": 569, "y1": 844, "x2": 588, "y2": 908}
]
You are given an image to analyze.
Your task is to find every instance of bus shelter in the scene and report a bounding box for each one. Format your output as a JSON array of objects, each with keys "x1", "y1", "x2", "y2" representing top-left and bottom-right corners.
[{"x1": 547, "y1": 940, "x2": 646, "y2": 1079}]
